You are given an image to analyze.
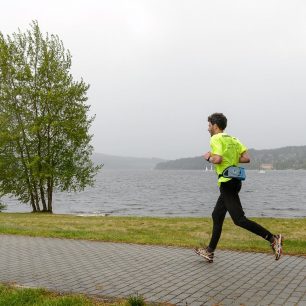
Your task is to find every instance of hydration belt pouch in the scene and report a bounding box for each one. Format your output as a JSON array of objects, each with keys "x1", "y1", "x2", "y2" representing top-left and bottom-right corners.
[{"x1": 219, "y1": 166, "x2": 246, "y2": 181}]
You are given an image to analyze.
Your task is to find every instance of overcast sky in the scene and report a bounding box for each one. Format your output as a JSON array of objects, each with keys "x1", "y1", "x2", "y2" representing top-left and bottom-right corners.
[{"x1": 1, "y1": 0, "x2": 306, "y2": 159}]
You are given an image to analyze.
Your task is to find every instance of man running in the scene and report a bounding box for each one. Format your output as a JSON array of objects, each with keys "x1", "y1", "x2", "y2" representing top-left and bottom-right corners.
[{"x1": 194, "y1": 112, "x2": 283, "y2": 263}]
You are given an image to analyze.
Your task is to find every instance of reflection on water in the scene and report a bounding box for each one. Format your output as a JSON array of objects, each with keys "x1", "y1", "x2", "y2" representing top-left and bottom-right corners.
[{"x1": 4, "y1": 170, "x2": 306, "y2": 218}]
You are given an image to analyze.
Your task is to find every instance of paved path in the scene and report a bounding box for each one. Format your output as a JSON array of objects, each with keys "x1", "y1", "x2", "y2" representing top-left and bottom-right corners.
[{"x1": 0, "y1": 235, "x2": 305, "y2": 306}]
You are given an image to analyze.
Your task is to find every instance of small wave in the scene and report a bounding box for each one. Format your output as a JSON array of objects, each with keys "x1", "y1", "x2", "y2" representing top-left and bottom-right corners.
[
  {"x1": 270, "y1": 207, "x2": 303, "y2": 211},
  {"x1": 74, "y1": 213, "x2": 110, "y2": 217},
  {"x1": 71, "y1": 210, "x2": 111, "y2": 217}
]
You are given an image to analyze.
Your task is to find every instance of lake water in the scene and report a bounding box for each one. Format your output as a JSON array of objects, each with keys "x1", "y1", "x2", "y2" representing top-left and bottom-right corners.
[{"x1": 4, "y1": 170, "x2": 306, "y2": 218}]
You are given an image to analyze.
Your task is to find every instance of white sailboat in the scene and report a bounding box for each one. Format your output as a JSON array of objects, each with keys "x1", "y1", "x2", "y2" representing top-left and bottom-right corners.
[{"x1": 204, "y1": 165, "x2": 214, "y2": 172}]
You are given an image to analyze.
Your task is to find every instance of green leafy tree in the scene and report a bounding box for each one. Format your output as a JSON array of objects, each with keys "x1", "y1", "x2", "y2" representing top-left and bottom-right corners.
[{"x1": 0, "y1": 21, "x2": 101, "y2": 213}]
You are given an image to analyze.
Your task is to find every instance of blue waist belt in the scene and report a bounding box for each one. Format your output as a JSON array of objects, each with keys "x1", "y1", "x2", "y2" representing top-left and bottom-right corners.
[{"x1": 218, "y1": 166, "x2": 246, "y2": 181}]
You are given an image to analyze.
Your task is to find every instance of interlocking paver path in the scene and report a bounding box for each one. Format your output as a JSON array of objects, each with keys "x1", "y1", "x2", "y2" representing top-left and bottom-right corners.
[{"x1": 0, "y1": 235, "x2": 305, "y2": 306}]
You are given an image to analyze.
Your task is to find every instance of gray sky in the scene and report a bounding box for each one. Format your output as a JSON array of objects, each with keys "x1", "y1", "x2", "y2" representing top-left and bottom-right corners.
[{"x1": 1, "y1": 0, "x2": 306, "y2": 159}]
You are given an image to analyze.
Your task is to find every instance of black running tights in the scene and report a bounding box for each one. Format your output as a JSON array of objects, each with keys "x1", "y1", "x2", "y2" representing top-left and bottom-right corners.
[{"x1": 208, "y1": 179, "x2": 273, "y2": 251}]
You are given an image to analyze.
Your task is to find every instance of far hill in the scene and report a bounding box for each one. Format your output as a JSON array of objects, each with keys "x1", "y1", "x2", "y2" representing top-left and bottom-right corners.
[
  {"x1": 155, "y1": 146, "x2": 306, "y2": 170},
  {"x1": 92, "y1": 153, "x2": 166, "y2": 170}
]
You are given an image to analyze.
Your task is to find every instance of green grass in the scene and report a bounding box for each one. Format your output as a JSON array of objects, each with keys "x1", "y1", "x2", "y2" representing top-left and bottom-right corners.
[
  {"x1": 127, "y1": 293, "x2": 146, "y2": 306},
  {"x1": 0, "y1": 213, "x2": 305, "y2": 255},
  {"x1": 0, "y1": 283, "x2": 123, "y2": 305},
  {"x1": 0, "y1": 284, "x2": 169, "y2": 306}
]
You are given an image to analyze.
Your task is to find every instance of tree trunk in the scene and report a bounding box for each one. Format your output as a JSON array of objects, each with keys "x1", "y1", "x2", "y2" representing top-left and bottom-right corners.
[
  {"x1": 40, "y1": 181, "x2": 48, "y2": 211},
  {"x1": 16, "y1": 140, "x2": 38, "y2": 212},
  {"x1": 47, "y1": 178, "x2": 53, "y2": 213},
  {"x1": 30, "y1": 193, "x2": 36, "y2": 212},
  {"x1": 33, "y1": 184, "x2": 40, "y2": 211}
]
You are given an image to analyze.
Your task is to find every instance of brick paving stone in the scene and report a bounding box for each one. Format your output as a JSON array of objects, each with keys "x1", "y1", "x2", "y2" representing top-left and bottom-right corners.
[
  {"x1": 187, "y1": 302, "x2": 203, "y2": 306},
  {"x1": 0, "y1": 234, "x2": 305, "y2": 306}
]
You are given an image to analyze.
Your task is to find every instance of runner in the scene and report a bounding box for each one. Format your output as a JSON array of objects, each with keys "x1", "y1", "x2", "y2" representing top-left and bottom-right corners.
[{"x1": 194, "y1": 112, "x2": 283, "y2": 263}]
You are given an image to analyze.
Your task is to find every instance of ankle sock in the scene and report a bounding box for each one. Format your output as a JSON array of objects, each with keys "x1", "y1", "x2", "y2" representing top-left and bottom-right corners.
[
  {"x1": 269, "y1": 235, "x2": 275, "y2": 243},
  {"x1": 207, "y1": 246, "x2": 214, "y2": 253}
]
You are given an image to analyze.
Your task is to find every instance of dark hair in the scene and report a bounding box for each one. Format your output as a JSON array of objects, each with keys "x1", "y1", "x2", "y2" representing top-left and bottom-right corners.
[{"x1": 208, "y1": 113, "x2": 227, "y2": 130}]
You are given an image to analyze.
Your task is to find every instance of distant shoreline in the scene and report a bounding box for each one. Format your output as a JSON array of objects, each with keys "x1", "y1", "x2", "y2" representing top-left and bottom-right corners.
[{"x1": 2, "y1": 211, "x2": 305, "y2": 219}]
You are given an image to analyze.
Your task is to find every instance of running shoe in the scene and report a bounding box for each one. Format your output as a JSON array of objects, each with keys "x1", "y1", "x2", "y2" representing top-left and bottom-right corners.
[
  {"x1": 271, "y1": 234, "x2": 283, "y2": 260},
  {"x1": 194, "y1": 247, "x2": 214, "y2": 263}
]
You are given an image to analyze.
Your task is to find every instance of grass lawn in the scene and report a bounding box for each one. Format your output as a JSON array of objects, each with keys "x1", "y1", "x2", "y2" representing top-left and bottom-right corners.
[
  {"x1": 0, "y1": 283, "x2": 170, "y2": 306},
  {"x1": 0, "y1": 213, "x2": 305, "y2": 255},
  {"x1": 0, "y1": 283, "x2": 123, "y2": 306}
]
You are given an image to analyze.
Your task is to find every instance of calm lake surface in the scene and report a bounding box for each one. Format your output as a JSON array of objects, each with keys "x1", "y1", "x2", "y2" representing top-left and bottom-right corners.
[{"x1": 4, "y1": 170, "x2": 306, "y2": 218}]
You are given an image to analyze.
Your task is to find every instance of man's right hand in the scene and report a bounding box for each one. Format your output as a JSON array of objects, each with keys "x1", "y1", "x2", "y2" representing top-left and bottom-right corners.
[{"x1": 203, "y1": 152, "x2": 211, "y2": 161}]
